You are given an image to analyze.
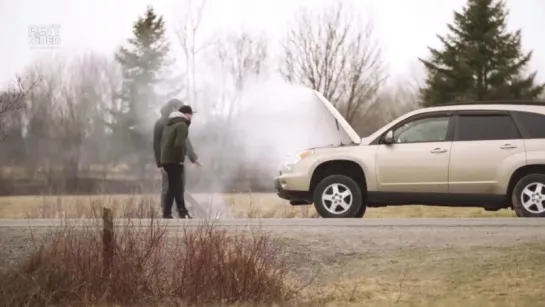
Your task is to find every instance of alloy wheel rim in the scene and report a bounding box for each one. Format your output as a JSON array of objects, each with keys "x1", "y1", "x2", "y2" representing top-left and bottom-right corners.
[
  {"x1": 520, "y1": 182, "x2": 545, "y2": 214},
  {"x1": 321, "y1": 183, "x2": 353, "y2": 214}
]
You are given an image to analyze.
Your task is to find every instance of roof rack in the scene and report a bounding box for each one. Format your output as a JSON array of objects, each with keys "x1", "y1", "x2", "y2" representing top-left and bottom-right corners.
[{"x1": 430, "y1": 100, "x2": 545, "y2": 107}]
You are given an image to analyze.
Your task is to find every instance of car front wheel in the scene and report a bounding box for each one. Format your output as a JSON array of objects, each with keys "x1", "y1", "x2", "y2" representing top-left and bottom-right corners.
[
  {"x1": 512, "y1": 173, "x2": 545, "y2": 217},
  {"x1": 313, "y1": 174, "x2": 364, "y2": 218}
]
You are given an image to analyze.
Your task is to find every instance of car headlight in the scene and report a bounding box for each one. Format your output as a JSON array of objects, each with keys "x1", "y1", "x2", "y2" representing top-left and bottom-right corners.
[{"x1": 284, "y1": 149, "x2": 315, "y2": 166}]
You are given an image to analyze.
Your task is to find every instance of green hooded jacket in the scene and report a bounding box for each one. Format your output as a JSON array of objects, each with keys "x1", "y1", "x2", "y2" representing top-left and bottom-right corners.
[
  {"x1": 153, "y1": 106, "x2": 198, "y2": 167},
  {"x1": 160, "y1": 111, "x2": 189, "y2": 165}
]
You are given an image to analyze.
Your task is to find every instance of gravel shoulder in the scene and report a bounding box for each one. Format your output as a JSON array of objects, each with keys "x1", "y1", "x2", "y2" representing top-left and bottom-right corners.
[
  {"x1": 2, "y1": 223, "x2": 545, "y2": 303},
  {"x1": 1, "y1": 224, "x2": 543, "y2": 275}
]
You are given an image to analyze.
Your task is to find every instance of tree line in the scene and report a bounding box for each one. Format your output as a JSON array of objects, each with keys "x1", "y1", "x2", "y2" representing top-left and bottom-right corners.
[{"x1": 0, "y1": 0, "x2": 543, "y2": 195}]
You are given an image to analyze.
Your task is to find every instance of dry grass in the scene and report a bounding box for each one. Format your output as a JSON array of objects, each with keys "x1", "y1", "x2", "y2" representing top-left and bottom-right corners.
[
  {"x1": 1, "y1": 164, "x2": 157, "y2": 181},
  {"x1": 298, "y1": 243, "x2": 545, "y2": 306},
  {"x1": 0, "y1": 193, "x2": 516, "y2": 219},
  {"x1": 0, "y1": 217, "x2": 293, "y2": 306}
]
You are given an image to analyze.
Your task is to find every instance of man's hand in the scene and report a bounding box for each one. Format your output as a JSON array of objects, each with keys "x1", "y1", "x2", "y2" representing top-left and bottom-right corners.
[{"x1": 194, "y1": 159, "x2": 203, "y2": 168}]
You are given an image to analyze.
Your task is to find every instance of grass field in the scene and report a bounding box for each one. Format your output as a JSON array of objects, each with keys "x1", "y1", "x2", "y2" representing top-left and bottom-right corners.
[
  {"x1": 0, "y1": 193, "x2": 517, "y2": 218},
  {"x1": 299, "y1": 244, "x2": 545, "y2": 306}
]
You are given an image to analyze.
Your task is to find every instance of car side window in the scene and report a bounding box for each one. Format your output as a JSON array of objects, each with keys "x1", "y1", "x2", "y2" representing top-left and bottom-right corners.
[
  {"x1": 392, "y1": 116, "x2": 450, "y2": 144},
  {"x1": 514, "y1": 111, "x2": 545, "y2": 139},
  {"x1": 456, "y1": 114, "x2": 520, "y2": 141}
]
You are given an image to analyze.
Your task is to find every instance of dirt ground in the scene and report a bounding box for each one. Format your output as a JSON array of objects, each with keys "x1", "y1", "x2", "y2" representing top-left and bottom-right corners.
[
  {"x1": 0, "y1": 193, "x2": 516, "y2": 219},
  {"x1": 0, "y1": 224, "x2": 543, "y2": 305}
]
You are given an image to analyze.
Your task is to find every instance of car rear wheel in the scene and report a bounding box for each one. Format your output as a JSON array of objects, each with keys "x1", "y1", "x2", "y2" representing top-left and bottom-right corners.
[
  {"x1": 313, "y1": 174, "x2": 364, "y2": 218},
  {"x1": 512, "y1": 174, "x2": 545, "y2": 217}
]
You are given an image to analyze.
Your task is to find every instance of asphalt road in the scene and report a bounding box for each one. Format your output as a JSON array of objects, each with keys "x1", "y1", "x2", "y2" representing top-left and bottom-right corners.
[{"x1": 0, "y1": 217, "x2": 544, "y2": 228}]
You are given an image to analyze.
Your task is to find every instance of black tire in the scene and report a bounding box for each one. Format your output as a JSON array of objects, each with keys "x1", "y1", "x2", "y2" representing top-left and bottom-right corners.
[
  {"x1": 354, "y1": 203, "x2": 367, "y2": 218},
  {"x1": 313, "y1": 174, "x2": 364, "y2": 218},
  {"x1": 512, "y1": 173, "x2": 545, "y2": 218}
]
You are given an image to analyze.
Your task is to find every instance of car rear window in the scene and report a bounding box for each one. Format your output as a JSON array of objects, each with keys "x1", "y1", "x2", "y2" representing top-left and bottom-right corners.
[
  {"x1": 514, "y1": 111, "x2": 545, "y2": 139},
  {"x1": 457, "y1": 114, "x2": 520, "y2": 141}
]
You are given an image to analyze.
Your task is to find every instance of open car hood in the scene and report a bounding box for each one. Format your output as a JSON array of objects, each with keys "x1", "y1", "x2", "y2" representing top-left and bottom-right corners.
[{"x1": 311, "y1": 90, "x2": 361, "y2": 145}]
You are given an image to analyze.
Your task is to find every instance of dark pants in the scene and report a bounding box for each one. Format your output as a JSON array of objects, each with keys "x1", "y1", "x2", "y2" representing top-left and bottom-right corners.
[
  {"x1": 162, "y1": 163, "x2": 187, "y2": 217},
  {"x1": 161, "y1": 165, "x2": 187, "y2": 208}
]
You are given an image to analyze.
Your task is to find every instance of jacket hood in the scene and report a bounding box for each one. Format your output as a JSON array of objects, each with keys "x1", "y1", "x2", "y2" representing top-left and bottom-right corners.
[
  {"x1": 160, "y1": 104, "x2": 172, "y2": 119},
  {"x1": 311, "y1": 90, "x2": 361, "y2": 145},
  {"x1": 166, "y1": 111, "x2": 188, "y2": 126},
  {"x1": 169, "y1": 111, "x2": 185, "y2": 119}
]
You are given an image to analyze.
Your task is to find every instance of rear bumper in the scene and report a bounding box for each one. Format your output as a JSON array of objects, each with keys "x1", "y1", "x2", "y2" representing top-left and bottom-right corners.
[{"x1": 274, "y1": 178, "x2": 312, "y2": 205}]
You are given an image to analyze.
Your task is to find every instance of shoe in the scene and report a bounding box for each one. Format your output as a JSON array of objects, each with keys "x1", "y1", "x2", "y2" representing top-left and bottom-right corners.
[
  {"x1": 178, "y1": 210, "x2": 192, "y2": 219},
  {"x1": 163, "y1": 215, "x2": 174, "y2": 219}
]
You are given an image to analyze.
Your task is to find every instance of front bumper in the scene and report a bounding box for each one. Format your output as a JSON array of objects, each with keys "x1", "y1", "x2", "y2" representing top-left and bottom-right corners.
[{"x1": 274, "y1": 178, "x2": 312, "y2": 205}]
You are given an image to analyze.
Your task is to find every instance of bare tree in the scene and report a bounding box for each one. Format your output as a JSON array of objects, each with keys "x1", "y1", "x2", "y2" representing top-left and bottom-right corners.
[
  {"x1": 364, "y1": 82, "x2": 419, "y2": 132},
  {"x1": 22, "y1": 57, "x2": 66, "y2": 181},
  {"x1": 20, "y1": 53, "x2": 122, "y2": 189},
  {"x1": 53, "y1": 54, "x2": 120, "y2": 183},
  {"x1": 211, "y1": 31, "x2": 268, "y2": 122},
  {"x1": 0, "y1": 76, "x2": 38, "y2": 140},
  {"x1": 175, "y1": 0, "x2": 212, "y2": 106},
  {"x1": 82, "y1": 54, "x2": 123, "y2": 176},
  {"x1": 0, "y1": 76, "x2": 38, "y2": 173},
  {"x1": 280, "y1": 0, "x2": 387, "y2": 123},
  {"x1": 0, "y1": 78, "x2": 27, "y2": 116}
]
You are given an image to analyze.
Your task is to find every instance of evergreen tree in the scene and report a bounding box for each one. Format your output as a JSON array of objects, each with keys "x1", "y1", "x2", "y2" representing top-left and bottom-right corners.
[
  {"x1": 111, "y1": 6, "x2": 180, "y2": 173},
  {"x1": 419, "y1": 0, "x2": 544, "y2": 106}
]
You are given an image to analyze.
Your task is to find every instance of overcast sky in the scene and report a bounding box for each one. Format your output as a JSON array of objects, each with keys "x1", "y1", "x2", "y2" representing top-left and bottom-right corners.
[{"x1": 1, "y1": 0, "x2": 544, "y2": 88}]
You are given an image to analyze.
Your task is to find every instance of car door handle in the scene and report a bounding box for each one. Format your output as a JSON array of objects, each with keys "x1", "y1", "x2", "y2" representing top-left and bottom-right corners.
[
  {"x1": 500, "y1": 144, "x2": 517, "y2": 150},
  {"x1": 430, "y1": 148, "x2": 447, "y2": 153}
]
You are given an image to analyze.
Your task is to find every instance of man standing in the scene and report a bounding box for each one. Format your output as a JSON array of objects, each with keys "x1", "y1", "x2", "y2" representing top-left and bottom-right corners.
[
  {"x1": 154, "y1": 99, "x2": 180, "y2": 215},
  {"x1": 154, "y1": 100, "x2": 200, "y2": 218},
  {"x1": 159, "y1": 105, "x2": 195, "y2": 218}
]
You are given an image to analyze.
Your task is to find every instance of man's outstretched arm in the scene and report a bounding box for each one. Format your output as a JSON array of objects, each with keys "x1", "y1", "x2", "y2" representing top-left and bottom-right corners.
[{"x1": 186, "y1": 137, "x2": 199, "y2": 164}]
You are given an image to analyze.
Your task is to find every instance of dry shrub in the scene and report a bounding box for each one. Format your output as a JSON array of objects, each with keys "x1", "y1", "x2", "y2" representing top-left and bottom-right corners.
[
  {"x1": 170, "y1": 226, "x2": 288, "y2": 304},
  {"x1": 0, "y1": 218, "x2": 292, "y2": 306}
]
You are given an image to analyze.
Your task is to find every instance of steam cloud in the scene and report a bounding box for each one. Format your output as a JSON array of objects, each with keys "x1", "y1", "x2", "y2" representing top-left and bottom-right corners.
[{"x1": 182, "y1": 76, "x2": 353, "y2": 218}]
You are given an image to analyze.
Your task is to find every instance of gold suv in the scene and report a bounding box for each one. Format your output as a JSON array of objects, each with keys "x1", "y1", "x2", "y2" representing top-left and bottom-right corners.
[{"x1": 274, "y1": 90, "x2": 545, "y2": 218}]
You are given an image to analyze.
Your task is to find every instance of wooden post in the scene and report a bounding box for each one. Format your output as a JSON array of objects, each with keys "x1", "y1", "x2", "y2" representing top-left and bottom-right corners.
[{"x1": 102, "y1": 207, "x2": 114, "y2": 278}]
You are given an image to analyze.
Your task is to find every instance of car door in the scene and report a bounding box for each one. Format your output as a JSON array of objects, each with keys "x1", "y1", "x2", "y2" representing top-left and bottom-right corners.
[
  {"x1": 375, "y1": 113, "x2": 454, "y2": 193},
  {"x1": 448, "y1": 111, "x2": 526, "y2": 194}
]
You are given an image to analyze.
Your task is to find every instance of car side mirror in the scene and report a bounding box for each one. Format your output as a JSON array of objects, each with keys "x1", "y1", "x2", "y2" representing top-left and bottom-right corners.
[{"x1": 382, "y1": 130, "x2": 394, "y2": 144}]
